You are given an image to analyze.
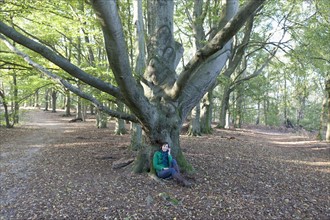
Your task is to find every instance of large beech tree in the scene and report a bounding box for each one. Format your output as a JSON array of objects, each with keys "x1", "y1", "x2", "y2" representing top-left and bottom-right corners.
[{"x1": 0, "y1": 0, "x2": 266, "y2": 172}]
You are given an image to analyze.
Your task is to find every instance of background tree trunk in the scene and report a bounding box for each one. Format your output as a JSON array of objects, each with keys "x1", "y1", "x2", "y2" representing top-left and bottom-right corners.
[
  {"x1": 188, "y1": 105, "x2": 201, "y2": 136},
  {"x1": 201, "y1": 91, "x2": 213, "y2": 133},
  {"x1": 325, "y1": 79, "x2": 330, "y2": 142},
  {"x1": 44, "y1": 89, "x2": 49, "y2": 111},
  {"x1": 12, "y1": 71, "x2": 19, "y2": 124},
  {"x1": 51, "y1": 90, "x2": 57, "y2": 113},
  {"x1": 65, "y1": 89, "x2": 71, "y2": 116},
  {"x1": 218, "y1": 82, "x2": 231, "y2": 128},
  {"x1": 115, "y1": 102, "x2": 127, "y2": 135},
  {"x1": 234, "y1": 87, "x2": 243, "y2": 128},
  {"x1": 96, "y1": 110, "x2": 107, "y2": 128},
  {"x1": 0, "y1": 90, "x2": 12, "y2": 128},
  {"x1": 130, "y1": 123, "x2": 143, "y2": 150}
]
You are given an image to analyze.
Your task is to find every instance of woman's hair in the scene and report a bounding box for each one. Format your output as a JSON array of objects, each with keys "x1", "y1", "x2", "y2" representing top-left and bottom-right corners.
[{"x1": 161, "y1": 142, "x2": 169, "y2": 148}]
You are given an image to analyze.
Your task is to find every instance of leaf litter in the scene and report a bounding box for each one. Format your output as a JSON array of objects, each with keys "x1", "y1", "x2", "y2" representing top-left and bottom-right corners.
[{"x1": 0, "y1": 109, "x2": 329, "y2": 219}]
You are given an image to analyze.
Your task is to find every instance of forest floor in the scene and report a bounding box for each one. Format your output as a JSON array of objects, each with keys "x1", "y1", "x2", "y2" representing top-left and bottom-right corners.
[{"x1": 0, "y1": 109, "x2": 329, "y2": 220}]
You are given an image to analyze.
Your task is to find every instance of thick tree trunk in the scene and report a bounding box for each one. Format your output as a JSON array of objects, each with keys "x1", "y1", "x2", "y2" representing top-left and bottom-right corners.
[
  {"x1": 133, "y1": 123, "x2": 192, "y2": 174},
  {"x1": 130, "y1": 123, "x2": 143, "y2": 150}
]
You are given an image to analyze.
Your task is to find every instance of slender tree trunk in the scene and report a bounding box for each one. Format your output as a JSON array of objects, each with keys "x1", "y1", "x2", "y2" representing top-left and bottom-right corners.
[
  {"x1": 0, "y1": 90, "x2": 12, "y2": 128},
  {"x1": 218, "y1": 82, "x2": 231, "y2": 128},
  {"x1": 325, "y1": 79, "x2": 330, "y2": 142},
  {"x1": 297, "y1": 95, "x2": 306, "y2": 126},
  {"x1": 90, "y1": 104, "x2": 95, "y2": 115},
  {"x1": 44, "y1": 89, "x2": 49, "y2": 111},
  {"x1": 187, "y1": 104, "x2": 201, "y2": 136},
  {"x1": 12, "y1": 72, "x2": 19, "y2": 124},
  {"x1": 283, "y1": 72, "x2": 288, "y2": 123},
  {"x1": 65, "y1": 89, "x2": 71, "y2": 116},
  {"x1": 264, "y1": 98, "x2": 269, "y2": 126},
  {"x1": 256, "y1": 100, "x2": 261, "y2": 125},
  {"x1": 115, "y1": 101, "x2": 127, "y2": 135},
  {"x1": 326, "y1": 97, "x2": 330, "y2": 142},
  {"x1": 129, "y1": 0, "x2": 145, "y2": 150},
  {"x1": 225, "y1": 110, "x2": 230, "y2": 129},
  {"x1": 317, "y1": 96, "x2": 327, "y2": 140},
  {"x1": 34, "y1": 90, "x2": 40, "y2": 108},
  {"x1": 201, "y1": 91, "x2": 213, "y2": 133},
  {"x1": 51, "y1": 90, "x2": 57, "y2": 112},
  {"x1": 76, "y1": 96, "x2": 82, "y2": 119},
  {"x1": 234, "y1": 88, "x2": 243, "y2": 128},
  {"x1": 96, "y1": 109, "x2": 108, "y2": 128}
]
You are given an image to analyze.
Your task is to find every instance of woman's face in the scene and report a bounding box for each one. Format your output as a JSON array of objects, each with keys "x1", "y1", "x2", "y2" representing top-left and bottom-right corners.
[{"x1": 161, "y1": 144, "x2": 169, "y2": 152}]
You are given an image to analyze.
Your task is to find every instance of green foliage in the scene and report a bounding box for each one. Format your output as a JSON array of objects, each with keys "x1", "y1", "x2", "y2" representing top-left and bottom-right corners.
[{"x1": 299, "y1": 102, "x2": 322, "y2": 131}]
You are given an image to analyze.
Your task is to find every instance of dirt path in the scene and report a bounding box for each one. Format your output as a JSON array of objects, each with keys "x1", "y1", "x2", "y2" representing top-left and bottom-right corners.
[
  {"x1": 0, "y1": 110, "x2": 74, "y2": 216},
  {"x1": 0, "y1": 109, "x2": 329, "y2": 219}
]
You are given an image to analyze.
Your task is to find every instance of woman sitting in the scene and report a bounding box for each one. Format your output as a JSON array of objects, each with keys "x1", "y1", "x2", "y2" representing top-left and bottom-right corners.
[{"x1": 153, "y1": 142, "x2": 191, "y2": 187}]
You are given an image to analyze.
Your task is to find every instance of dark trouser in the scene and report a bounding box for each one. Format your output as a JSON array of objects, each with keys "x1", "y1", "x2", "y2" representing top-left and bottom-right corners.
[{"x1": 157, "y1": 159, "x2": 180, "y2": 179}]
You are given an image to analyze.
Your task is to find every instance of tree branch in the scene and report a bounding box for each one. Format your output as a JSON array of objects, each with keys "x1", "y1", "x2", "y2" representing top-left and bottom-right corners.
[
  {"x1": 0, "y1": 20, "x2": 123, "y2": 101},
  {"x1": 173, "y1": 0, "x2": 266, "y2": 99},
  {"x1": 0, "y1": 33, "x2": 139, "y2": 123},
  {"x1": 92, "y1": 0, "x2": 155, "y2": 128}
]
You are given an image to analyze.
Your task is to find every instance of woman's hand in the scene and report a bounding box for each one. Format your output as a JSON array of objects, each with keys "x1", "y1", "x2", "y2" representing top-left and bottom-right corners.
[{"x1": 168, "y1": 148, "x2": 171, "y2": 155}]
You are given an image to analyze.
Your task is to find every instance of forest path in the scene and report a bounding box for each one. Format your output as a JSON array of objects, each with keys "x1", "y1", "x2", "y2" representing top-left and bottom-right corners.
[
  {"x1": 0, "y1": 109, "x2": 329, "y2": 219},
  {"x1": 0, "y1": 109, "x2": 78, "y2": 215}
]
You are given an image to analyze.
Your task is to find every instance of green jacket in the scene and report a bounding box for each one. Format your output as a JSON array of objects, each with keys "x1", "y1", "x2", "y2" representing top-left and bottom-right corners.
[{"x1": 153, "y1": 151, "x2": 173, "y2": 173}]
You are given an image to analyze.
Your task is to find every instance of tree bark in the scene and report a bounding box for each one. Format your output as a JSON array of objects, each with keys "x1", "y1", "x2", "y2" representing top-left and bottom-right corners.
[
  {"x1": 218, "y1": 81, "x2": 231, "y2": 128},
  {"x1": 188, "y1": 104, "x2": 201, "y2": 136},
  {"x1": 12, "y1": 71, "x2": 19, "y2": 124},
  {"x1": 96, "y1": 109, "x2": 107, "y2": 128},
  {"x1": 201, "y1": 91, "x2": 213, "y2": 133},
  {"x1": 51, "y1": 90, "x2": 57, "y2": 113},
  {"x1": 115, "y1": 101, "x2": 127, "y2": 135},
  {"x1": 65, "y1": 89, "x2": 71, "y2": 116},
  {"x1": 0, "y1": 90, "x2": 12, "y2": 128},
  {"x1": 234, "y1": 86, "x2": 243, "y2": 128},
  {"x1": 130, "y1": 123, "x2": 143, "y2": 151},
  {"x1": 325, "y1": 79, "x2": 330, "y2": 142},
  {"x1": 44, "y1": 89, "x2": 49, "y2": 111}
]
